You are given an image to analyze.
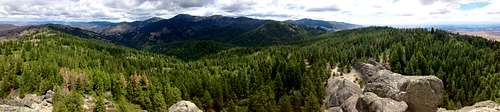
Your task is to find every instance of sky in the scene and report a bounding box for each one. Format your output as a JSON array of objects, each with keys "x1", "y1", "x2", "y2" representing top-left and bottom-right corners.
[{"x1": 0, "y1": 0, "x2": 499, "y2": 25}]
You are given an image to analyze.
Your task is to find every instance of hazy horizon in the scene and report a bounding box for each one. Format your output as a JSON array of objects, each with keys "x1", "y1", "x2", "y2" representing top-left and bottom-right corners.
[
  {"x1": 1, "y1": 14, "x2": 499, "y2": 27},
  {"x1": 0, "y1": 0, "x2": 499, "y2": 25}
]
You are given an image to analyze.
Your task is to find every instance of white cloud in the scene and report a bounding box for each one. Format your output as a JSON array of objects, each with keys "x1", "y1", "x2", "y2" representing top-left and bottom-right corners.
[{"x1": 0, "y1": 0, "x2": 498, "y2": 25}]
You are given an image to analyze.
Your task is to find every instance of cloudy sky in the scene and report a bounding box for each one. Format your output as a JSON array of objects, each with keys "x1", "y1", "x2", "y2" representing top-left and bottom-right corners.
[{"x1": 0, "y1": 0, "x2": 499, "y2": 25}]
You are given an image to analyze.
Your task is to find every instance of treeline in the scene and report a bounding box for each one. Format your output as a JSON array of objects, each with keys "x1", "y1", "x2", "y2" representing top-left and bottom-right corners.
[{"x1": 0, "y1": 27, "x2": 499, "y2": 112}]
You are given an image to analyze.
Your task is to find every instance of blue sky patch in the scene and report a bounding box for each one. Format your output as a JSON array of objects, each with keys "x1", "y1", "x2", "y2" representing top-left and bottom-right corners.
[{"x1": 459, "y1": 1, "x2": 491, "y2": 11}]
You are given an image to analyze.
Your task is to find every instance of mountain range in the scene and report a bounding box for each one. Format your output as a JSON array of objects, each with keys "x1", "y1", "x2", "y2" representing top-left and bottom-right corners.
[
  {"x1": 66, "y1": 14, "x2": 360, "y2": 47},
  {"x1": 0, "y1": 14, "x2": 361, "y2": 59}
]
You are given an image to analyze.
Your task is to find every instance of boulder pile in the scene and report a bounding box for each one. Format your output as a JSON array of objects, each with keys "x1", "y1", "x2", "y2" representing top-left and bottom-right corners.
[
  {"x1": 0, "y1": 90, "x2": 54, "y2": 112},
  {"x1": 324, "y1": 59, "x2": 444, "y2": 112}
]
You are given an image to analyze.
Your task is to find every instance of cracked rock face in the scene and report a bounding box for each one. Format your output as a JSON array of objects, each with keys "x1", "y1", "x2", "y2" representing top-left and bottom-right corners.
[
  {"x1": 356, "y1": 92, "x2": 408, "y2": 112},
  {"x1": 340, "y1": 94, "x2": 360, "y2": 112},
  {"x1": 325, "y1": 76, "x2": 363, "y2": 108},
  {"x1": 324, "y1": 60, "x2": 444, "y2": 112},
  {"x1": 402, "y1": 76, "x2": 444, "y2": 112}
]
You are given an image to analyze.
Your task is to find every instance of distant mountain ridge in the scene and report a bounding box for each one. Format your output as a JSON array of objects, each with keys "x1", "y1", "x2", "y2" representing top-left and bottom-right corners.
[
  {"x1": 0, "y1": 24, "x2": 19, "y2": 32},
  {"x1": 0, "y1": 24, "x2": 105, "y2": 40},
  {"x1": 64, "y1": 14, "x2": 333, "y2": 48},
  {"x1": 286, "y1": 18, "x2": 362, "y2": 31},
  {"x1": 0, "y1": 15, "x2": 362, "y2": 33}
]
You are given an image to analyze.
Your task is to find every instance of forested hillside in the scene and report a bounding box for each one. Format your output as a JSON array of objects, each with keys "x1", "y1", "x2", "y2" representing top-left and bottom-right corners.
[
  {"x1": 0, "y1": 26, "x2": 499, "y2": 112},
  {"x1": 64, "y1": 14, "x2": 328, "y2": 60}
]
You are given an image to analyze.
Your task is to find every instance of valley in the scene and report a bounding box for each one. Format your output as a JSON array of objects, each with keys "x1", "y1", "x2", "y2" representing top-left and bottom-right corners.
[
  {"x1": 461, "y1": 31, "x2": 500, "y2": 41},
  {"x1": 397, "y1": 24, "x2": 500, "y2": 41}
]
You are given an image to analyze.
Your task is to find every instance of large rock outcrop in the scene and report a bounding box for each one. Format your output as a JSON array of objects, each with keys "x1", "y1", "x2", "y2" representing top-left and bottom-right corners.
[
  {"x1": 354, "y1": 61, "x2": 444, "y2": 112},
  {"x1": 324, "y1": 59, "x2": 444, "y2": 112},
  {"x1": 168, "y1": 100, "x2": 203, "y2": 112}
]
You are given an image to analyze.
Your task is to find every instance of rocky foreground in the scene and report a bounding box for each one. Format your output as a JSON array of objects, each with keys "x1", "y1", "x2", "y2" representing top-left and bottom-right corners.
[
  {"x1": 1, "y1": 59, "x2": 500, "y2": 112},
  {"x1": 0, "y1": 90, "x2": 117, "y2": 112},
  {"x1": 0, "y1": 90, "x2": 202, "y2": 112},
  {"x1": 324, "y1": 59, "x2": 500, "y2": 112},
  {"x1": 0, "y1": 90, "x2": 54, "y2": 112}
]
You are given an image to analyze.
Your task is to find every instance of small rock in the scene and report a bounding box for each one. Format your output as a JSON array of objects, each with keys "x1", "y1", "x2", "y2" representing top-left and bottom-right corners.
[
  {"x1": 45, "y1": 90, "x2": 54, "y2": 96},
  {"x1": 45, "y1": 98, "x2": 52, "y2": 103},
  {"x1": 42, "y1": 101, "x2": 48, "y2": 106},
  {"x1": 326, "y1": 107, "x2": 343, "y2": 112},
  {"x1": 42, "y1": 90, "x2": 54, "y2": 101},
  {"x1": 168, "y1": 100, "x2": 202, "y2": 112}
]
